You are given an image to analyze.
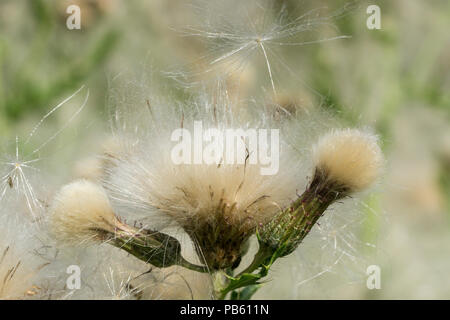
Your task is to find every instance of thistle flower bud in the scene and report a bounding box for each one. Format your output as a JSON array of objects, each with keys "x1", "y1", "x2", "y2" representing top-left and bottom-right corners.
[
  {"x1": 312, "y1": 129, "x2": 383, "y2": 194},
  {"x1": 256, "y1": 129, "x2": 383, "y2": 261},
  {"x1": 49, "y1": 180, "x2": 206, "y2": 272},
  {"x1": 49, "y1": 179, "x2": 120, "y2": 244}
]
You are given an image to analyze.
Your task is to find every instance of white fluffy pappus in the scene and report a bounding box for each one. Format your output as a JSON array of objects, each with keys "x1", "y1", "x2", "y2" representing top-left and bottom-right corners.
[
  {"x1": 49, "y1": 179, "x2": 120, "y2": 245},
  {"x1": 0, "y1": 246, "x2": 37, "y2": 299},
  {"x1": 103, "y1": 88, "x2": 316, "y2": 268},
  {"x1": 0, "y1": 238, "x2": 35, "y2": 299},
  {"x1": 312, "y1": 129, "x2": 383, "y2": 192},
  {"x1": 168, "y1": 0, "x2": 353, "y2": 95},
  {"x1": 0, "y1": 211, "x2": 50, "y2": 299},
  {"x1": 105, "y1": 94, "x2": 307, "y2": 232}
]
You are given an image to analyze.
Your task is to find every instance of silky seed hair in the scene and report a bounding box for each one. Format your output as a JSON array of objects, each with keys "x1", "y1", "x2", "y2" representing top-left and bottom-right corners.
[
  {"x1": 0, "y1": 210, "x2": 48, "y2": 299},
  {"x1": 312, "y1": 128, "x2": 383, "y2": 194},
  {"x1": 104, "y1": 87, "x2": 309, "y2": 230},
  {"x1": 49, "y1": 179, "x2": 121, "y2": 245}
]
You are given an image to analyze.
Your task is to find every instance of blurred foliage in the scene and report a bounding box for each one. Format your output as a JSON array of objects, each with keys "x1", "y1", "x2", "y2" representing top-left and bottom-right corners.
[
  {"x1": 438, "y1": 157, "x2": 450, "y2": 219},
  {"x1": 0, "y1": 0, "x2": 119, "y2": 127}
]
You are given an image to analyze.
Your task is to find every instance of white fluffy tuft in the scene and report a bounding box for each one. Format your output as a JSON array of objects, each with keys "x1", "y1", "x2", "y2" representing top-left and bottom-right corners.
[
  {"x1": 313, "y1": 129, "x2": 383, "y2": 192},
  {"x1": 49, "y1": 179, "x2": 118, "y2": 244},
  {"x1": 103, "y1": 93, "x2": 309, "y2": 232},
  {"x1": 0, "y1": 209, "x2": 50, "y2": 299}
]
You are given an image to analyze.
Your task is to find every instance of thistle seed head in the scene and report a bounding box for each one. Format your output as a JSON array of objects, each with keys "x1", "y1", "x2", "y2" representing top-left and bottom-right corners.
[
  {"x1": 104, "y1": 91, "x2": 309, "y2": 270},
  {"x1": 258, "y1": 128, "x2": 383, "y2": 258},
  {"x1": 312, "y1": 129, "x2": 383, "y2": 194},
  {"x1": 49, "y1": 179, "x2": 121, "y2": 244}
]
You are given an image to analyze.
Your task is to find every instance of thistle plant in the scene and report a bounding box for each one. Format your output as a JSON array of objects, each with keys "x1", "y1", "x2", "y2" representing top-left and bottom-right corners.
[
  {"x1": 221, "y1": 129, "x2": 382, "y2": 299},
  {"x1": 1, "y1": 0, "x2": 391, "y2": 300},
  {"x1": 48, "y1": 91, "x2": 383, "y2": 299},
  {"x1": 43, "y1": 2, "x2": 383, "y2": 296}
]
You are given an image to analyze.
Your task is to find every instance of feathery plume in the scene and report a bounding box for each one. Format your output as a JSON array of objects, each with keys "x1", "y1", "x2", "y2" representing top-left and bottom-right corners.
[
  {"x1": 312, "y1": 129, "x2": 383, "y2": 194},
  {"x1": 168, "y1": 0, "x2": 353, "y2": 94},
  {"x1": 49, "y1": 179, "x2": 120, "y2": 244},
  {"x1": 104, "y1": 87, "x2": 308, "y2": 270},
  {"x1": 0, "y1": 212, "x2": 49, "y2": 299}
]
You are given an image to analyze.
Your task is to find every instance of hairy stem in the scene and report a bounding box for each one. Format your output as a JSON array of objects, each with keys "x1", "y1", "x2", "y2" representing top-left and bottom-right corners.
[{"x1": 102, "y1": 222, "x2": 208, "y2": 272}]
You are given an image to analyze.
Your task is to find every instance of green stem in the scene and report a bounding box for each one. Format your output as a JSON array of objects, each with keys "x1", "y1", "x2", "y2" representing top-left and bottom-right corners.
[
  {"x1": 104, "y1": 223, "x2": 208, "y2": 272},
  {"x1": 222, "y1": 183, "x2": 342, "y2": 299},
  {"x1": 179, "y1": 257, "x2": 209, "y2": 273}
]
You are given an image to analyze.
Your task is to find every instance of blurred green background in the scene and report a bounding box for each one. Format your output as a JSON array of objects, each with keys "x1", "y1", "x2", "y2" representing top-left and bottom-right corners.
[{"x1": 0, "y1": 0, "x2": 449, "y2": 299}]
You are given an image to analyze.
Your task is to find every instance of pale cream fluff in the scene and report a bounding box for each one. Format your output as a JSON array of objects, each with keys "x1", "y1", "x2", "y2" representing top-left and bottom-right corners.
[
  {"x1": 50, "y1": 179, "x2": 119, "y2": 244},
  {"x1": 103, "y1": 93, "x2": 311, "y2": 269},
  {"x1": 313, "y1": 129, "x2": 383, "y2": 192},
  {"x1": 0, "y1": 213, "x2": 45, "y2": 299}
]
